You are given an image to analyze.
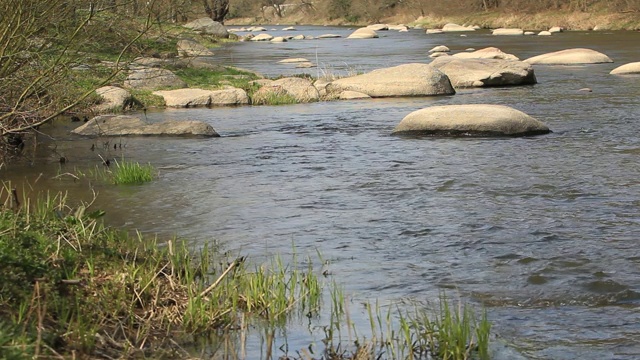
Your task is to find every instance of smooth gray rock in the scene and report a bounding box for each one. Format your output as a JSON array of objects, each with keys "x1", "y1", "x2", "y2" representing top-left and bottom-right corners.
[
  {"x1": 183, "y1": 18, "x2": 229, "y2": 38},
  {"x1": 366, "y1": 24, "x2": 389, "y2": 31},
  {"x1": 153, "y1": 88, "x2": 249, "y2": 107},
  {"x1": 453, "y1": 47, "x2": 519, "y2": 61},
  {"x1": 339, "y1": 91, "x2": 371, "y2": 100},
  {"x1": 326, "y1": 63, "x2": 455, "y2": 98},
  {"x1": 525, "y1": 48, "x2": 613, "y2": 64},
  {"x1": 430, "y1": 57, "x2": 536, "y2": 87},
  {"x1": 252, "y1": 77, "x2": 319, "y2": 104},
  {"x1": 177, "y1": 39, "x2": 215, "y2": 57},
  {"x1": 72, "y1": 115, "x2": 218, "y2": 137},
  {"x1": 123, "y1": 68, "x2": 186, "y2": 90},
  {"x1": 492, "y1": 28, "x2": 524, "y2": 35},
  {"x1": 429, "y1": 45, "x2": 450, "y2": 53},
  {"x1": 442, "y1": 23, "x2": 475, "y2": 32},
  {"x1": 251, "y1": 33, "x2": 274, "y2": 41},
  {"x1": 94, "y1": 86, "x2": 132, "y2": 112},
  {"x1": 347, "y1": 28, "x2": 379, "y2": 39},
  {"x1": 392, "y1": 104, "x2": 550, "y2": 137}
]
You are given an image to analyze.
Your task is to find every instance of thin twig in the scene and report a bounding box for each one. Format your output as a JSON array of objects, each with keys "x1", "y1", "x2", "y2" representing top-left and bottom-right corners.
[{"x1": 198, "y1": 259, "x2": 240, "y2": 298}]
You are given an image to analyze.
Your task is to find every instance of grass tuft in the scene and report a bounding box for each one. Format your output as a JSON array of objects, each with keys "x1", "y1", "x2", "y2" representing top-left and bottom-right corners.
[{"x1": 111, "y1": 159, "x2": 155, "y2": 185}]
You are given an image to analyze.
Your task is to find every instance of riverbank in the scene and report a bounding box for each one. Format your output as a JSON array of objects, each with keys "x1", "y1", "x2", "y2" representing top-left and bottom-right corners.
[
  {"x1": 0, "y1": 182, "x2": 493, "y2": 359},
  {"x1": 226, "y1": 10, "x2": 640, "y2": 31}
]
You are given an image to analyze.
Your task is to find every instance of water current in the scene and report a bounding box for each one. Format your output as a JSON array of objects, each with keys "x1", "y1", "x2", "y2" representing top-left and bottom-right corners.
[{"x1": 3, "y1": 27, "x2": 640, "y2": 359}]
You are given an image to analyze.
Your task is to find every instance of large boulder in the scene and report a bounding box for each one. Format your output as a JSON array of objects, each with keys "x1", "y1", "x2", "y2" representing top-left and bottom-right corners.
[
  {"x1": 152, "y1": 89, "x2": 212, "y2": 107},
  {"x1": 177, "y1": 39, "x2": 215, "y2": 57},
  {"x1": 183, "y1": 18, "x2": 229, "y2": 38},
  {"x1": 326, "y1": 63, "x2": 455, "y2": 98},
  {"x1": 442, "y1": 23, "x2": 475, "y2": 32},
  {"x1": 524, "y1": 48, "x2": 613, "y2": 64},
  {"x1": 252, "y1": 77, "x2": 319, "y2": 104},
  {"x1": 453, "y1": 47, "x2": 519, "y2": 61},
  {"x1": 72, "y1": 115, "x2": 218, "y2": 137},
  {"x1": 94, "y1": 86, "x2": 133, "y2": 112},
  {"x1": 609, "y1": 62, "x2": 640, "y2": 75},
  {"x1": 123, "y1": 68, "x2": 186, "y2": 90},
  {"x1": 430, "y1": 57, "x2": 536, "y2": 87},
  {"x1": 209, "y1": 88, "x2": 250, "y2": 106},
  {"x1": 153, "y1": 88, "x2": 249, "y2": 107},
  {"x1": 347, "y1": 28, "x2": 379, "y2": 39},
  {"x1": 492, "y1": 28, "x2": 524, "y2": 36},
  {"x1": 392, "y1": 104, "x2": 551, "y2": 137}
]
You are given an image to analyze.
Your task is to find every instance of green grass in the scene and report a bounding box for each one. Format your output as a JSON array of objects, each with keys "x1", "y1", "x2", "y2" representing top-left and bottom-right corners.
[
  {"x1": 0, "y1": 183, "x2": 327, "y2": 358},
  {"x1": 250, "y1": 89, "x2": 299, "y2": 106},
  {"x1": 110, "y1": 159, "x2": 155, "y2": 185},
  {"x1": 322, "y1": 288, "x2": 492, "y2": 360},
  {"x1": 173, "y1": 66, "x2": 261, "y2": 90}
]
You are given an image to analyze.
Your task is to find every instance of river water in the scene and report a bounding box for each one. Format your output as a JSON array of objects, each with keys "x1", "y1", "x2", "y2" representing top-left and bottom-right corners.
[{"x1": 4, "y1": 27, "x2": 640, "y2": 359}]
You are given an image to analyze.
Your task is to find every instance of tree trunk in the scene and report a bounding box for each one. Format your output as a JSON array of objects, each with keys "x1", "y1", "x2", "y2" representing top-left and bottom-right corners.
[{"x1": 203, "y1": 0, "x2": 229, "y2": 23}]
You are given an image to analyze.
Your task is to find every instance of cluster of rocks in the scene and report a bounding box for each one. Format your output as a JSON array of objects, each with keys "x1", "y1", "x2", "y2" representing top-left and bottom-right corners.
[
  {"x1": 76, "y1": 19, "x2": 640, "y2": 139},
  {"x1": 423, "y1": 23, "x2": 564, "y2": 36}
]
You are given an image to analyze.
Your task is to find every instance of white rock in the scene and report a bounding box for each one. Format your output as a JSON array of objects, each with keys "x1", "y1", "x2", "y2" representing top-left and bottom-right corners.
[
  {"x1": 392, "y1": 104, "x2": 551, "y2": 137},
  {"x1": 429, "y1": 45, "x2": 450, "y2": 53}
]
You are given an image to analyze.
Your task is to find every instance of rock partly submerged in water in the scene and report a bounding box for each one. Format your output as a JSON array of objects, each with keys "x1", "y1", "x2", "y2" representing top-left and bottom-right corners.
[
  {"x1": 252, "y1": 77, "x2": 320, "y2": 104},
  {"x1": 524, "y1": 48, "x2": 613, "y2": 65},
  {"x1": 326, "y1": 63, "x2": 455, "y2": 98},
  {"x1": 610, "y1": 62, "x2": 640, "y2": 75},
  {"x1": 347, "y1": 28, "x2": 379, "y2": 39},
  {"x1": 72, "y1": 115, "x2": 219, "y2": 137},
  {"x1": 452, "y1": 47, "x2": 519, "y2": 61},
  {"x1": 429, "y1": 57, "x2": 536, "y2": 87},
  {"x1": 392, "y1": 104, "x2": 551, "y2": 137}
]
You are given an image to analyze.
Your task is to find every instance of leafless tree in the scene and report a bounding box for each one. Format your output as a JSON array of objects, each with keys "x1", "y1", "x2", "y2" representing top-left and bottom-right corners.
[{"x1": 203, "y1": 0, "x2": 230, "y2": 23}]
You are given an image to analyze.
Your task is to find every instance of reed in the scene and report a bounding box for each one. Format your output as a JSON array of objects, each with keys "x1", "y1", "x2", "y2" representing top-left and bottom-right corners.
[
  {"x1": 0, "y1": 183, "x2": 326, "y2": 358},
  {"x1": 250, "y1": 90, "x2": 298, "y2": 106},
  {"x1": 111, "y1": 159, "x2": 155, "y2": 184},
  {"x1": 322, "y1": 292, "x2": 492, "y2": 360}
]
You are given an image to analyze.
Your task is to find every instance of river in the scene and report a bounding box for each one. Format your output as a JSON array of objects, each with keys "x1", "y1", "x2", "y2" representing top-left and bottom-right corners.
[{"x1": 3, "y1": 26, "x2": 640, "y2": 359}]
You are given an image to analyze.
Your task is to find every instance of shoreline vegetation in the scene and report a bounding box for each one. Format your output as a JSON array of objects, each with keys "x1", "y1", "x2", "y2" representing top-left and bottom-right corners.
[
  {"x1": 0, "y1": 183, "x2": 492, "y2": 359},
  {"x1": 228, "y1": 10, "x2": 640, "y2": 32}
]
